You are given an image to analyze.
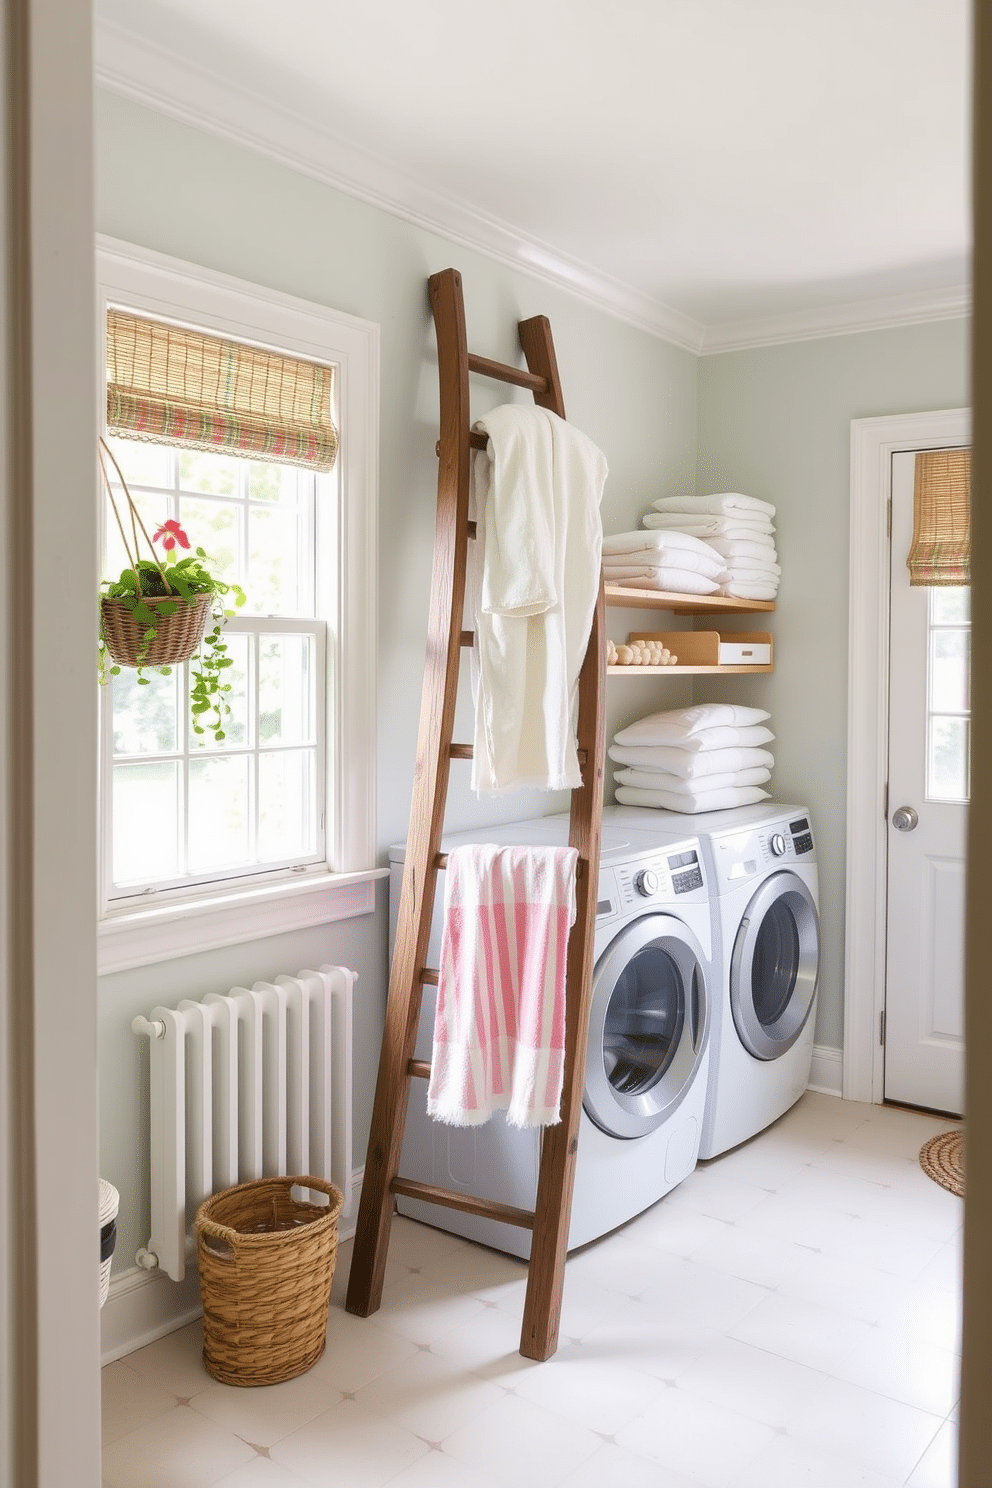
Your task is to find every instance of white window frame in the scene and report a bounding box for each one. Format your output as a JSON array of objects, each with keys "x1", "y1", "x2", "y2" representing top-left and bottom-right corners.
[{"x1": 96, "y1": 236, "x2": 381, "y2": 973}]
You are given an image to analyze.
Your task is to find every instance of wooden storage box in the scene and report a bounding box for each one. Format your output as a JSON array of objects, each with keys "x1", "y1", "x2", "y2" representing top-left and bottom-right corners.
[{"x1": 629, "y1": 630, "x2": 773, "y2": 670}]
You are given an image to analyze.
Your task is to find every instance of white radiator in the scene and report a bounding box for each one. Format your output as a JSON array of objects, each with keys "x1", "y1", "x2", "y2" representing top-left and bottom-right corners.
[{"x1": 132, "y1": 965, "x2": 355, "y2": 1282}]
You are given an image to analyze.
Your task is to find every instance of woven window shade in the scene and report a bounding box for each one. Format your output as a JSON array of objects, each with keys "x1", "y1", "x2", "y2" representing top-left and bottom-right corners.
[
  {"x1": 907, "y1": 448, "x2": 971, "y2": 586},
  {"x1": 106, "y1": 310, "x2": 338, "y2": 471}
]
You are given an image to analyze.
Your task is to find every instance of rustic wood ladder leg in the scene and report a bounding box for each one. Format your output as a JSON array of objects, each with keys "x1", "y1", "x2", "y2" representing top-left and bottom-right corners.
[{"x1": 345, "y1": 267, "x2": 605, "y2": 1362}]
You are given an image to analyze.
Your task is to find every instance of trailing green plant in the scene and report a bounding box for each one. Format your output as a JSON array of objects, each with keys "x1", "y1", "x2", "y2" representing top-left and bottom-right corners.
[{"x1": 97, "y1": 439, "x2": 246, "y2": 744}]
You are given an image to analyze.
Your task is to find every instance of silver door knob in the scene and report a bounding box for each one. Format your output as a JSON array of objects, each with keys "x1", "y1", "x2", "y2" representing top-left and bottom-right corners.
[{"x1": 892, "y1": 806, "x2": 919, "y2": 832}]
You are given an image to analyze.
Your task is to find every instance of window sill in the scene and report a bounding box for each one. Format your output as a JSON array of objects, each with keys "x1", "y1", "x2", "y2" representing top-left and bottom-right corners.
[{"x1": 97, "y1": 867, "x2": 389, "y2": 975}]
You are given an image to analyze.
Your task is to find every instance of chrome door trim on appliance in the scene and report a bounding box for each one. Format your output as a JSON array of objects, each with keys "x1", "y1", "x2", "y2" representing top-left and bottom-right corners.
[
  {"x1": 584, "y1": 913, "x2": 708, "y2": 1140},
  {"x1": 730, "y1": 871, "x2": 820, "y2": 1061}
]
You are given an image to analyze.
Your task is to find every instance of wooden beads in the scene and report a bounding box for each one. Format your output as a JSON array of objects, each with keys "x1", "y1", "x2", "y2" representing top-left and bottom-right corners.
[{"x1": 607, "y1": 638, "x2": 678, "y2": 667}]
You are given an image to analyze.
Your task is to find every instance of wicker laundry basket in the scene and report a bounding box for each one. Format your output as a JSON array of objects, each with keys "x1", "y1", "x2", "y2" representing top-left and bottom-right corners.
[
  {"x1": 100, "y1": 591, "x2": 211, "y2": 668},
  {"x1": 195, "y1": 1175, "x2": 344, "y2": 1387},
  {"x1": 99, "y1": 1179, "x2": 119, "y2": 1309}
]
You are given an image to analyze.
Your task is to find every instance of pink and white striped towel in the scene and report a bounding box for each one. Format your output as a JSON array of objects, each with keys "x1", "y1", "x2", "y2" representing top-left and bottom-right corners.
[{"x1": 427, "y1": 843, "x2": 578, "y2": 1128}]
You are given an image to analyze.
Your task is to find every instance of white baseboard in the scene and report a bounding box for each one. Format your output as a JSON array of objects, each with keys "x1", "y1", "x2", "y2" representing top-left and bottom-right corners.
[
  {"x1": 808, "y1": 1043, "x2": 844, "y2": 1098},
  {"x1": 101, "y1": 1167, "x2": 364, "y2": 1365}
]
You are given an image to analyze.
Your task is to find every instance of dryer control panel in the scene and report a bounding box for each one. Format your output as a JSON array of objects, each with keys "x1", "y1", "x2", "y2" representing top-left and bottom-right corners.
[{"x1": 710, "y1": 813, "x2": 816, "y2": 893}]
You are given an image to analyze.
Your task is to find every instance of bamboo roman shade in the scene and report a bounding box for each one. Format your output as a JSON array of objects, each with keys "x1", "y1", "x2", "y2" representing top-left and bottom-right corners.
[
  {"x1": 907, "y1": 448, "x2": 971, "y2": 587},
  {"x1": 106, "y1": 310, "x2": 338, "y2": 471}
]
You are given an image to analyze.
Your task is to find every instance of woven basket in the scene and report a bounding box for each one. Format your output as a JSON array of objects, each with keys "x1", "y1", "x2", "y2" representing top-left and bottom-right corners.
[
  {"x1": 101, "y1": 592, "x2": 211, "y2": 668},
  {"x1": 195, "y1": 1175, "x2": 344, "y2": 1387},
  {"x1": 99, "y1": 1178, "x2": 119, "y2": 1309}
]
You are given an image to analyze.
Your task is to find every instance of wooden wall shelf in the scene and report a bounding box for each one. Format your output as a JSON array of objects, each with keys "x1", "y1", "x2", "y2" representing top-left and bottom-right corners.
[{"x1": 603, "y1": 583, "x2": 775, "y2": 615}]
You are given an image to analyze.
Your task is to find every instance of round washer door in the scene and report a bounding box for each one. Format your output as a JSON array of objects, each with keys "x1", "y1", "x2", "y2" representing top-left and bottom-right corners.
[
  {"x1": 584, "y1": 913, "x2": 709, "y2": 1140},
  {"x1": 730, "y1": 871, "x2": 820, "y2": 1061}
]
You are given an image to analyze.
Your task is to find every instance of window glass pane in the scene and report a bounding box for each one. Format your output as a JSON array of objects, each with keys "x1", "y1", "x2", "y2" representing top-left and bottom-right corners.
[
  {"x1": 247, "y1": 508, "x2": 304, "y2": 614},
  {"x1": 248, "y1": 462, "x2": 302, "y2": 505},
  {"x1": 930, "y1": 587, "x2": 971, "y2": 624},
  {"x1": 112, "y1": 666, "x2": 178, "y2": 755},
  {"x1": 258, "y1": 749, "x2": 315, "y2": 861},
  {"x1": 259, "y1": 635, "x2": 314, "y2": 745},
  {"x1": 930, "y1": 629, "x2": 971, "y2": 713},
  {"x1": 928, "y1": 717, "x2": 970, "y2": 802},
  {"x1": 188, "y1": 755, "x2": 249, "y2": 869},
  {"x1": 113, "y1": 762, "x2": 180, "y2": 883},
  {"x1": 105, "y1": 436, "x2": 171, "y2": 489},
  {"x1": 178, "y1": 449, "x2": 237, "y2": 495},
  {"x1": 178, "y1": 496, "x2": 240, "y2": 585},
  {"x1": 191, "y1": 631, "x2": 250, "y2": 750}
]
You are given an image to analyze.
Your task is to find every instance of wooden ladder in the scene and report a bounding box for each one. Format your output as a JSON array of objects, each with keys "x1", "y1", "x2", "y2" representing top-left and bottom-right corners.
[{"x1": 344, "y1": 267, "x2": 605, "y2": 1361}]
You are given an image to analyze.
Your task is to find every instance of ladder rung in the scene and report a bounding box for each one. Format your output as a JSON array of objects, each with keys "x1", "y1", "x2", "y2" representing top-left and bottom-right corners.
[
  {"x1": 434, "y1": 433, "x2": 489, "y2": 454},
  {"x1": 449, "y1": 743, "x2": 473, "y2": 760},
  {"x1": 407, "y1": 1059, "x2": 431, "y2": 1079},
  {"x1": 391, "y1": 1176, "x2": 536, "y2": 1230},
  {"x1": 467, "y1": 520, "x2": 477, "y2": 538},
  {"x1": 434, "y1": 853, "x2": 448, "y2": 869},
  {"x1": 419, "y1": 968, "x2": 439, "y2": 986},
  {"x1": 460, "y1": 630, "x2": 474, "y2": 647},
  {"x1": 467, "y1": 352, "x2": 549, "y2": 394}
]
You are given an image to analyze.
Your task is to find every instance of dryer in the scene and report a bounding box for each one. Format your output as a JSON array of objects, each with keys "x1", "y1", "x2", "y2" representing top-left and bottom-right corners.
[
  {"x1": 388, "y1": 815, "x2": 713, "y2": 1257},
  {"x1": 604, "y1": 803, "x2": 820, "y2": 1158}
]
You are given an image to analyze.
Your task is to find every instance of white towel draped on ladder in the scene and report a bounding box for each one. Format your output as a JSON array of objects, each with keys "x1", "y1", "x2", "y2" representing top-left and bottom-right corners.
[
  {"x1": 428, "y1": 844, "x2": 579, "y2": 1128},
  {"x1": 469, "y1": 404, "x2": 606, "y2": 794}
]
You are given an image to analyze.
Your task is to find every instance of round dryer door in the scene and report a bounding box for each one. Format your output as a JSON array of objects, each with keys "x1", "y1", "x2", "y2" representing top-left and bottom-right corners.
[
  {"x1": 584, "y1": 914, "x2": 708, "y2": 1140},
  {"x1": 730, "y1": 871, "x2": 820, "y2": 1061}
]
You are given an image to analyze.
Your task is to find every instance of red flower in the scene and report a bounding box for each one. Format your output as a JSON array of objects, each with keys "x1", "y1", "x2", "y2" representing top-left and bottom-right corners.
[{"x1": 153, "y1": 519, "x2": 191, "y2": 552}]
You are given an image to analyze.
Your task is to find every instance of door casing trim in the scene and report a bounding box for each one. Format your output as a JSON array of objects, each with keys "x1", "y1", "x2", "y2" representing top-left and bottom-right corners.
[{"x1": 845, "y1": 408, "x2": 970, "y2": 1103}]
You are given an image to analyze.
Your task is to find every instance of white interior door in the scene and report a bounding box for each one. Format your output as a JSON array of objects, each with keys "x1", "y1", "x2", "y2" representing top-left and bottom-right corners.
[{"x1": 884, "y1": 449, "x2": 968, "y2": 1115}]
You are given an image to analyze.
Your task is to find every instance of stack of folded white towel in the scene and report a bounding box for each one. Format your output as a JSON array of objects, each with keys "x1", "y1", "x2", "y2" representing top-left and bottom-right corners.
[
  {"x1": 602, "y1": 529, "x2": 728, "y2": 595},
  {"x1": 609, "y1": 703, "x2": 774, "y2": 814},
  {"x1": 643, "y1": 494, "x2": 780, "y2": 601}
]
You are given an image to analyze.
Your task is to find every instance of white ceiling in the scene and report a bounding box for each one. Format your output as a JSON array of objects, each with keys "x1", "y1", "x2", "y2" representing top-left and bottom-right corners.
[{"x1": 94, "y1": 0, "x2": 972, "y2": 352}]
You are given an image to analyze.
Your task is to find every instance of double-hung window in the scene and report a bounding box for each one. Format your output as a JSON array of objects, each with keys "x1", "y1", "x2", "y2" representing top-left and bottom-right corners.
[{"x1": 96, "y1": 239, "x2": 379, "y2": 972}]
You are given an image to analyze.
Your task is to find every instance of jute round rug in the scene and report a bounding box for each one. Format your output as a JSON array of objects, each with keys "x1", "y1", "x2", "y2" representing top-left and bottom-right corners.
[{"x1": 919, "y1": 1130, "x2": 964, "y2": 1197}]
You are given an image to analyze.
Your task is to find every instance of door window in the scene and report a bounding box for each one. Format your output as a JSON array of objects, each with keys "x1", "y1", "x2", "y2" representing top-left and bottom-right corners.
[{"x1": 926, "y1": 586, "x2": 971, "y2": 802}]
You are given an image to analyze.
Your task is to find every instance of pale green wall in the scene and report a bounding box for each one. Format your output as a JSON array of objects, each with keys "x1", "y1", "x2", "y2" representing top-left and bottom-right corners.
[
  {"x1": 696, "y1": 321, "x2": 971, "y2": 1050},
  {"x1": 94, "y1": 90, "x2": 699, "y2": 1278}
]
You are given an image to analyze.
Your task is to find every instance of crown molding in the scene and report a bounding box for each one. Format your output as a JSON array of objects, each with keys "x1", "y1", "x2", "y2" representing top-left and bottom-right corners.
[
  {"x1": 93, "y1": 17, "x2": 704, "y2": 352},
  {"x1": 700, "y1": 283, "x2": 971, "y2": 354},
  {"x1": 94, "y1": 17, "x2": 970, "y2": 357}
]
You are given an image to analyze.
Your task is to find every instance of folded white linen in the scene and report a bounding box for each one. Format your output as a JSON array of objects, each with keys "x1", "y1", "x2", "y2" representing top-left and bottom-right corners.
[
  {"x1": 613, "y1": 723, "x2": 774, "y2": 752},
  {"x1": 651, "y1": 493, "x2": 776, "y2": 518},
  {"x1": 614, "y1": 766, "x2": 772, "y2": 793},
  {"x1": 718, "y1": 579, "x2": 779, "y2": 600},
  {"x1": 616, "y1": 784, "x2": 771, "y2": 813},
  {"x1": 608, "y1": 743, "x2": 775, "y2": 778},
  {"x1": 613, "y1": 703, "x2": 771, "y2": 742},
  {"x1": 720, "y1": 555, "x2": 782, "y2": 575},
  {"x1": 469, "y1": 405, "x2": 606, "y2": 794},
  {"x1": 703, "y1": 535, "x2": 779, "y2": 559},
  {"x1": 643, "y1": 514, "x2": 776, "y2": 538},
  {"x1": 427, "y1": 844, "x2": 577, "y2": 1128},
  {"x1": 602, "y1": 529, "x2": 725, "y2": 560},
  {"x1": 602, "y1": 547, "x2": 727, "y2": 579},
  {"x1": 602, "y1": 567, "x2": 720, "y2": 595}
]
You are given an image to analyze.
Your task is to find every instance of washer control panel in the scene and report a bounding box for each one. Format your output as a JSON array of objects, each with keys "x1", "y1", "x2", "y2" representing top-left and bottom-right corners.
[{"x1": 615, "y1": 845, "x2": 705, "y2": 908}]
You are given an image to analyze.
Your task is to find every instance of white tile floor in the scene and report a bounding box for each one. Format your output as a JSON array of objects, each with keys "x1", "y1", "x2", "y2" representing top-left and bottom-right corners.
[{"x1": 102, "y1": 1093, "x2": 963, "y2": 1488}]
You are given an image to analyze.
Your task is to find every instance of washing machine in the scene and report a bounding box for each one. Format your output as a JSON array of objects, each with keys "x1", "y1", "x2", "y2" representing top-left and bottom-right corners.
[
  {"x1": 388, "y1": 814, "x2": 713, "y2": 1257},
  {"x1": 604, "y1": 803, "x2": 820, "y2": 1158}
]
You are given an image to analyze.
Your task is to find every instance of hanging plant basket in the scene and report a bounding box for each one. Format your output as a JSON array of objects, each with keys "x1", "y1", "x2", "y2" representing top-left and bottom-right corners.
[
  {"x1": 97, "y1": 436, "x2": 246, "y2": 740},
  {"x1": 100, "y1": 591, "x2": 212, "y2": 669}
]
